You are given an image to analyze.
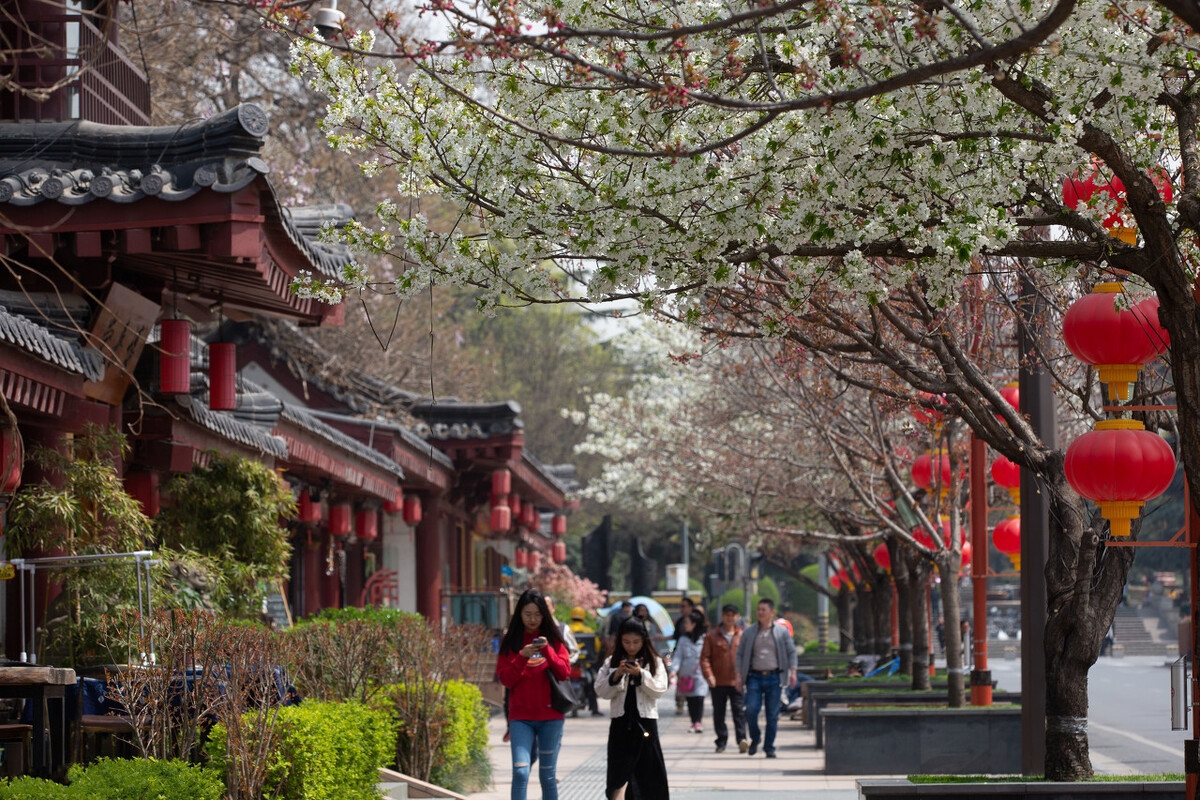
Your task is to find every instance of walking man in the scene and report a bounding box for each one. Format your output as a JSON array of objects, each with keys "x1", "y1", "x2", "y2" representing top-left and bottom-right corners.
[
  {"x1": 735, "y1": 598, "x2": 797, "y2": 758},
  {"x1": 701, "y1": 603, "x2": 748, "y2": 754}
]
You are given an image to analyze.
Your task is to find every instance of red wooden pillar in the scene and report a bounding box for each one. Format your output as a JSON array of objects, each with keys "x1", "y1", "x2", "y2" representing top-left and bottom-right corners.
[
  {"x1": 302, "y1": 536, "x2": 322, "y2": 618},
  {"x1": 415, "y1": 497, "x2": 442, "y2": 626},
  {"x1": 969, "y1": 432, "x2": 992, "y2": 705}
]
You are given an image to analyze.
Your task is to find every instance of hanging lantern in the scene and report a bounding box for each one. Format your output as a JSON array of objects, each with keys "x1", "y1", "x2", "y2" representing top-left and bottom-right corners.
[
  {"x1": 552, "y1": 540, "x2": 567, "y2": 564},
  {"x1": 829, "y1": 573, "x2": 843, "y2": 592},
  {"x1": 383, "y1": 491, "x2": 402, "y2": 514},
  {"x1": 872, "y1": 541, "x2": 892, "y2": 573},
  {"x1": 514, "y1": 548, "x2": 527, "y2": 569},
  {"x1": 911, "y1": 392, "x2": 948, "y2": 427},
  {"x1": 0, "y1": 427, "x2": 22, "y2": 495},
  {"x1": 491, "y1": 504, "x2": 512, "y2": 533},
  {"x1": 991, "y1": 455, "x2": 1021, "y2": 505},
  {"x1": 1064, "y1": 419, "x2": 1176, "y2": 537},
  {"x1": 402, "y1": 495, "x2": 422, "y2": 525},
  {"x1": 124, "y1": 472, "x2": 159, "y2": 517},
  {"x1": 356, "y1": 509, "x2": 378, "y2": 542},
  {"x1": 996, "y1": 382, "x2": 1020, "y2": 421},
  {"x1": 298, "y1": 490, "x2": 321, "y2": 524},
  {"x1": 508, "y1": 493, "x2": 522, "y2": 519},
  {"x1": 1062, "y1": 283, "x2": 1169, "y2": 401},
  {"x1": 551, "y1": 514, "x2": 567, "y2": 537},
  {"x1": 527, "y1": 550, "x2": 541, "y2": 572},
  {"x1": 160, "y1": 319, "x2": 191, "y2": 394},
  {"x1": 208, "y1": 342, "x2": 237, "y2": 411},
  {"x1": 329, "y1": 502, "x2": 352, "y2": 538},
  {"x1": 960, "y1": 541, "x2": 972, "y2": 572},
  {"x1": 521, "y1": 504, "x2": 538, "y2": 529},
  {"x1": 491, "y1": 469, "x2": 512, "y2": 497},
  {"x1": 993, "y1": 516, "x2": 1021, "y2": 571},
  {"x1": 911, "y1": 451, "x2": 952, "y2": 494},
  {"x1": 911, "y1": 519, "x2": 951, "y2": 550}
]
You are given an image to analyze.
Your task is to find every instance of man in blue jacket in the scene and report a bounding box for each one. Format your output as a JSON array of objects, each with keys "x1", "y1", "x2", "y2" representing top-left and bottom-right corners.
[{"x1": 735, "y1": 597, "x2": 797, "y2": 758}]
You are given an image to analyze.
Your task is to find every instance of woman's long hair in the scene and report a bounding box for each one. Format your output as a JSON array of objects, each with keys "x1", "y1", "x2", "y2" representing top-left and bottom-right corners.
[
  {"x1": 683, "y1": 610, "x2": 706, "y2": 643},
  {"x1": 499, "y1": 588, "x2": 565, "y2": 656},
  {"x1": 608, "y1": 617, "x2": 661, "y2": 676}
]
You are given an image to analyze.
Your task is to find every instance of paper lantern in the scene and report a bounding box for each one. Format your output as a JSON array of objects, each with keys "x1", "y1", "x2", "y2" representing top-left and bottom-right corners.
[
  {"x1": 551, "y1": 514, "x2": 567, "y2": 537},
  {"x1": 997, "y1": 383, "x2": 1019, "y2": 421},
  {"x1": 911, "y1": 452, "x2": 952, "y2": 494},
  {"x1": 991, "y1": 455, "x2": 1021, "y2": 505},
  {"x1": 491, "y1": 469, "x2": 511, "y2": 497},
  {"x1": 527, "y1": 550, "x2": 541, "y2": 572},
  {"x1": 508, "y1": 493, "x2": 522, "y2": 518},
  {"x1": 160, "y1": 319, "x2": 191, "y2": 394},
  {"x1": 329, "y1": 502, "x2": 352, "y2": 538},
  {"x1": 298, "y1": 490, "x2": 321, "y2": 524},
  {"x1": 912, "y1": 392, "x2": 948, "y2": 427},
  {"x1": 402, "y1": 495, "x2": 422, "y2": 525},
  {"x1": 1064, "y1": 419, "x2": 1176, "y2": 537},
  {"x1": 356, "y1": 509, "x2": 378, "y2": 542},
  {"x1": 521, "y1": 504, "x2": 538, "y2": 529},
  {"x1": 552, "y1": 540, "x2": 567, "y2": 564},
  {"x1": 491, "y1": 504, "x2": 512, "y2": 533},
  {"x1": 208, "y1": 342, "x2": 237, "y2": 411},
  {"x1": 514, "y1": 548, "x2": 527, "y2": 569},
  {"x1": 383, "y1": 491, "x2": 402, "y2": 514},
  {"x1": 993, "y1": 516, "x2": 1021, "y2": 571},
  {"x1": 1062, "y1": 283, "x2": 1169, "y2": 401}
]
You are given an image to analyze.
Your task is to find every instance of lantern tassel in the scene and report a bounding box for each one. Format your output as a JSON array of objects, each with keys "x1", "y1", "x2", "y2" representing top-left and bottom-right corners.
[{"x1": 1099, "y1": 500, "x2": 1144, "y2": 538}]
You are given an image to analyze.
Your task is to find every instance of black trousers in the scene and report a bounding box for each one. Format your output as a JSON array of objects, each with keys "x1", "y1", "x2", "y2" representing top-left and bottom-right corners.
[
  {"x1": 709, "y1": 685, "x2": 747, "y2": 747},
  {"x1": 607, "y1": 718, "x2": 668, "y2": 800},
  {"x1": 686, "y1": 695, "x2": 705, "y2": 725}
]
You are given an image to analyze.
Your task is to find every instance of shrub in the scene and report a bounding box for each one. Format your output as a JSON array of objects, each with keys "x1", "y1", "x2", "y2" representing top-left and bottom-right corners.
[
  {"x1": 66, "y1": 757, "x2": 225, "y2": 800},
  {"x1": 208, "y1": 700, "x2": 395, "y2": 800},
  {"x1": 429, "y1": 681, "x2": 491, "y2": 793},
  {"x1": 0, "y1": 777, "x2": 70, "y2": 800}
]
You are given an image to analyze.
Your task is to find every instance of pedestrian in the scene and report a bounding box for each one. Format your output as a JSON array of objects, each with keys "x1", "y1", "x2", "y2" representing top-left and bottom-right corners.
[
  {"x1": 669, "y1": 610, "x2": 709, "y2": 733},
  {"x1": 604, "y1": 600, "x2": 634, "y2": 656},
  {"x1": 497, "y1": 588, "x2": 572, "y2": 800},
  {"x1": 672, "y1": 597, "x2": 697, "y2": 715},
  {"x1": 734, "y1": 597, "x2": 798, "y2": 758},
  {"x1": 701, "y1": 602, "x2": 748, "y2": 754},
  {"x1": 568, "y1": 606, "x2": 604, "y2": 716},
  {"x1": 595, "y1": 617, "x2": 670, "y2": 800}
]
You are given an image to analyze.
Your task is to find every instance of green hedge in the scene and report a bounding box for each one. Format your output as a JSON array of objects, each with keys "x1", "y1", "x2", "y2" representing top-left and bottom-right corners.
[
  {"x1": 0, "y1": 758, "x2": 223, "y2": 800},
  {"x1": 207, "y1": 701, "x2": 395, "y2": 800},
  {"x1": 429, "y1": 681, "x2": 491, "y2": 792}
]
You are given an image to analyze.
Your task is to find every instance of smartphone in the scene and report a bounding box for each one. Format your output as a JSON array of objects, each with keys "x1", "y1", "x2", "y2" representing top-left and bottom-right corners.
[{"x1": 533, "y1": 637, "x2": 547, "y2": 646}]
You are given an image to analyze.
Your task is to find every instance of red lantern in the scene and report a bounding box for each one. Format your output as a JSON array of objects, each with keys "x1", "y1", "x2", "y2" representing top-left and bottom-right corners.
[
  {"x1": 356, "y1": 509, "x2": 378, "y2": 542},
  {"x1": 912, "y1": 519, "x2": 951, "y2": 550},
  {"x1": 872, "y1": 542, "x2": 892, "y2": 573},
  {"x1": 1062, "y1": 283, "x2": 1169, "y2": 401},
  {"x1": 329, "y1": 502, "x2": 352, "y2": 538},
  {"x1": 829, "y1": 573, "x2": 843, "y2": 591},
  {"x1": 1064, "y1": 419, "x2": 1176, "y2": 537},
  {"x1": 160, "y1": 319, "x2": 191, "y2": 394},
  {"x1": 912, "y1": 392, "x2": 948, "y2": 427},
  {"x1": 997, "y1": 383, "x2": 1019, "y2": 421},
  {"x1": 514, "y1": 548, "x2": 527, "y2": 569},
  {"x1": 402, "y1": 495, "x2": 422, "y2": 525},
  {"x1": 509, "y1": 493, "x2": 522, "y2": 518},
  {"x1": 491, "y1": 469, "x2": 512, "y2": 497},
  {"x1": 0, "y1": 427, "x2": 22, "y2": 495},
  {"x1": 491, "y1": 504, "x2": 512, "y2": 533},
  {"x1": 911, "y1": 452, "x2": 952, "y2": 494},
  {"x1": 383, "y1": 491, "x2": 402, "y2": 514},
  {"x1": 527, "y1": 550, "x2": 541, "y2": 572},
  {"x1": 960, "y1": 541, "x2": 972, "y2": 572},
  {"x1": 551, "y1": 514, "x2": 567, "y2": 537},
  {"x1": 124, "y1": 471, "x2": 159, "y2": 517},
  {"x1": 521, "y1": 504, "x2": 538, "y2": 529},
  {"x1": 552, "y1": 540, "x2": 567, "y2": 564},
  {"x1": 298, "y1": 490, "x2": 321, "y2": 524},
  {"x1": 991, "y1": 455, "x2": 1021, "y2": 505},
  {"x1": 208, "y1": 342, "x2": 237, "y2": 411},
  {"x1": 993, "y1": 516, "x2": 1021, "y2": 571},
  {"x1": 1062, "y1": 174, "x2": 1097, "y2": 211}
]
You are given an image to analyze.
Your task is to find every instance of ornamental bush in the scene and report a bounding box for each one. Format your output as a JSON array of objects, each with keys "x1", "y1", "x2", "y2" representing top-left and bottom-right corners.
[
  {"x1": 0, "y1": 758, "x2": 224, "y2": 800},
  {"x1": 429, "y1": 681, "x2": 491, "y2": 793}
]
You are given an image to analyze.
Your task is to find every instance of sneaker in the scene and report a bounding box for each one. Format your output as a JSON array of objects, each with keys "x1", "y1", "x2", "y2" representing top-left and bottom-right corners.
[
  {"x1": 738, "y1": 740, "x2": 749, "y2": 754},
  {"x1": 715, "y1": 744, "x2": 726, "y2": 753},
  {"x1": 692, "y1": 723, "x2": 703, "y2": 733},
  {"x1": 765, "y1": 751, "x2": 777, "y2": 759},
  {"x1": 748, "y1": 742, "x2": 758, "y2": 756}
]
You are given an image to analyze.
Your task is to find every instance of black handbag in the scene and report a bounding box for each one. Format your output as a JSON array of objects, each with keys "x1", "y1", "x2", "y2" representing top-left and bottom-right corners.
[{"x1": 548, "y1": 672, "x2": 583, "y2": 714}]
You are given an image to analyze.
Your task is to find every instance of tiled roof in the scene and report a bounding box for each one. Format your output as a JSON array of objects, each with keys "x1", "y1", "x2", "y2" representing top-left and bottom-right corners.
[
  {"x1": 0, "y1": 303, "x2": 105, "y2": 381},
  {"x1": 176, "y1": 395, "x2": 289, "y2": 459},
  {"x1": 280, "y1": 403, "x2": 405, "y2": 479},
  {"x1": 307, "y1": 408, "x2": 455, "y2": 472},
  {"x1": 409, "y1": 400, "x2": 524, "y2": 440}
]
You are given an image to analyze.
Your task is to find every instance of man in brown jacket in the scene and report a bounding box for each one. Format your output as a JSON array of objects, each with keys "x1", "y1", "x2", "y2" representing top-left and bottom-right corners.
[{"x1": 700, "y1": 603, "x2": 748, "y2": 753}]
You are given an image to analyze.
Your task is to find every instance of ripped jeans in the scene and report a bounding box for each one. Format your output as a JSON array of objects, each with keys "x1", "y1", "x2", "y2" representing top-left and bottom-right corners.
[{"x1": 509, "y1": 718, "x2": 564, "y2": 800}]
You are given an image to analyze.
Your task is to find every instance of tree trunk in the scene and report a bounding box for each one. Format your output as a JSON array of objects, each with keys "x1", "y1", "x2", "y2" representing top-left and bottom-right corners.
[
  {"x1": 858, "y1": 586, "x2": 878, "y2": 655},
  {"x1": 909, "y1": 560, "x2": 932, "y2": 691},
  {"x1": 936, "y1": 557, "x2": 966, "y2": 707},
  {"x1": 873, "y1": 580, "x2": 894, "y2": 656},
  {"x1": 892, "y1": 548, "x2": 914, "y2": 677},
  {"x1": 835, "y1": 590, "x2": 854, "y2": 652}
]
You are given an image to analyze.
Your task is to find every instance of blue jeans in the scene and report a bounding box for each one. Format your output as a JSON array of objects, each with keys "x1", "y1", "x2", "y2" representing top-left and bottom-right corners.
[
  {"x1": 743, "y1": 671, "x2": 782, "y2": 753},
  {"x1": 509, "y1": 718, "x2": 563, "y2": 800}
]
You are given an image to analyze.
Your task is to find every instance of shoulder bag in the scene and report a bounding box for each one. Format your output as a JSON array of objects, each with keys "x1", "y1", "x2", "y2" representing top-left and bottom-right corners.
[{"x1": 548, "y1": 671, "x2": 583, "y2": 714}]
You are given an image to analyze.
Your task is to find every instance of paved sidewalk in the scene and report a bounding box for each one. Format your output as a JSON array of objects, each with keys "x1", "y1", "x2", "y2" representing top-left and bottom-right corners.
[{"x1": 467, "y1": 689, "x2": 880, "y2": 799}]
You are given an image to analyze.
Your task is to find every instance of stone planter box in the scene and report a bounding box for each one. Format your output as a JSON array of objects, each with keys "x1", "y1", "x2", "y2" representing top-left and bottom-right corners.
[
  {"x1": 824, "y1": 707, "x2": 1020, "y2": 775},
  {"x1": 812, "y1": 692, "x2": 1020, "y2": 748},
  {"x1": 858, "y1": 778, "x2": 1183, "y2": 800},
  {"x1": 802, "y1": 680, "x2": 949, "y2": 728}
]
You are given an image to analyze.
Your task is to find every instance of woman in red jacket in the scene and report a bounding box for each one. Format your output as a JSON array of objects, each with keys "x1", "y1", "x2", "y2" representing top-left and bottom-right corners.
[{"x1": 497, "y1": 588, "x2": 571, "y2": 800}]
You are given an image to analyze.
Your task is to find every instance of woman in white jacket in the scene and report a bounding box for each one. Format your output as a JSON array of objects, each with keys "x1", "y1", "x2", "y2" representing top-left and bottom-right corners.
[{"x1": 595, "y1": 617, "x2": 670, "y2": 800}]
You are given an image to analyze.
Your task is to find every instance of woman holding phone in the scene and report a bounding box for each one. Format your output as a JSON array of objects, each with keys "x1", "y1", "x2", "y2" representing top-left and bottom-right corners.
[
  {"x1": 595, "y1": 616, "x2": 670, "y2": 800},
  {"x1": 497, "y1": 588, "x2": 571, "y2": 800}
]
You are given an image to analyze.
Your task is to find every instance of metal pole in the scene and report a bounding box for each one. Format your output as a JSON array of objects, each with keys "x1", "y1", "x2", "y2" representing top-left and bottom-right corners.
[
  {"x1": 969, "y1": 432, "x2": 992, "y2": 705},
  {"x1": 16, "y1": 560, "x2": 25, "y2": 663},
  {"x1": 28, "y1": 564, "x2": 36, "y2": 664},
  {"x1": 681, "y1": 519, "x2": 689, "y2": 577}
]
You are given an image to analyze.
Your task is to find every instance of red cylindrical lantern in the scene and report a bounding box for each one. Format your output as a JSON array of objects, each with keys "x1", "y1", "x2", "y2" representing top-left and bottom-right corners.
[
  {"x1": 993, "y1": 516, "x2": 1021, "y2": 571},
  {"x1": 384, "y1": 491, "x2": 402, "y2": 514},
  {"x1": 911, "y1": 452, "x2": 952, "y2": 494},
  {"x1": 491, "y1": 504, "x2": 512, "y2": 533},
  {"x1": 1064, "y1": 419, "x2": 1176, "y2": 537},
  {"x1": 521, "y1": 504, "x2": 538, "y2": 529},
  {"x1": 208, "y1": 342, "x2": 237, "y2": 411},
  {"x1": 552, "y1": 540, "x2": 567, "y2": 564},
  {"x1": 1063, "y1": 283, "x2": 1170, "y2": 401},
  {"x1": 298, "y1": 490, "x2": 321, "y2": 524},
  {"x1": 402, "y1": 495, "x2": 422, "y2": 525},
  {"x1": 991, "y1": 454, "x2": 1021, "y2": 504},
  {"x1": 551, "y1": 513, "x2": 567, "y2": 537},
  {"x1": 160, "y1": 319, "x2": 191, "y2": 394},
  {"x1": 514, "y1": 548, "x2": 527, "y2": 569},
  {"x1": 491, "y1": 469, "x2": 512, "y2": 497},
  {"x1": 527, "y1": 550, "x2": 541, "y2": 572},
  {"x1": 872, "y1": 542, "x2": 891, "y2": 573},
  {"x1": 509, "y1": 493, "x2": 522, "y2": 518},
  {"x1": 329, "y1": 502, "x2": 352, "y2": 538},
  {"x1": 124, "y1": 471, "x2": 159, "y2": 517},
  {"x1": 356, "y1": 509, "x2": 378, "y2": 541}
]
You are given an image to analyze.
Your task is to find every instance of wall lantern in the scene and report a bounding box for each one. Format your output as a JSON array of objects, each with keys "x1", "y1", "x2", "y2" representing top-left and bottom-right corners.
[
  {"x1": 160, "y1": 319, "x2": 191, "y2": 394},
  {"x1": 993, "y1": 516, "x2": 1021, "y2": 571},
  {"x1": 872, "y1": 542, "x2": 891, "y2": 573},
  {"x1": 491, "y1": 503, "x2": 512, "y2": 533},
  {"x1": 514, "y1": 548, "x2": 527, "y2": 569},
  {"x1": 527, "y1": 550, "x2": 541, "y2": 573},
  {"x1": 208, "y1": 342, "x2": 237, "y2": 411},
  {"x1": 551, "y1": 514, "x2": 567, "y2": 537},
  {"x1": 552, "y1": 540, "x2": 567, "y2": 564},
  {"x1": 329, "y1": 502, "x2": 352, "y2": 538},
  {"x1": 911, "y1": 451, "x2": 952, "y2": 495},
  {"x1": 991, "y1": 455, "x2": 1021, "y2": 505},
  {"x1": 402, "y1": 495, "x2": 422, "y2": 526},
  {"x1": 1064, "y1": 419, "x2": 1176, "y2": 537},
  {"x1": 1062, "y1": 283, "x2": 1169, "y2": 401},
  {"x1": 356, "y1": 508, "x2": 378, "y2": 542}
]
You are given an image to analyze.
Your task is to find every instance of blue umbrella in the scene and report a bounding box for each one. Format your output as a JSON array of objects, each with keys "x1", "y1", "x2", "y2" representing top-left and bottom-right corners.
[{"x1": 599, "y1": 596, "x2": 675, "y2": 638}]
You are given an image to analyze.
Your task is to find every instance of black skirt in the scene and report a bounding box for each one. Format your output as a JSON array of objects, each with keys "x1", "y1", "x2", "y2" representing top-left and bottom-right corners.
[{"x1": 606, "y1": 717, "x2": 669, "y2": 800}]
